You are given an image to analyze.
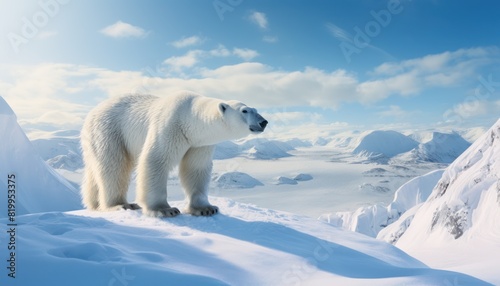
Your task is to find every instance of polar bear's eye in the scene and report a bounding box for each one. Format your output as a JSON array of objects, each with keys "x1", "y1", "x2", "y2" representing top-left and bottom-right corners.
[{"x1": 242, "y1": 110, "x2": 248, "y2": 113}]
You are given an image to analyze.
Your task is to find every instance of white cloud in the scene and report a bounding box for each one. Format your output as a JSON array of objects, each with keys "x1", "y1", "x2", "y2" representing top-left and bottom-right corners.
[
  {"x1": 209, "y1": 45, "x2": 231, "y2": 57},
  {"x1": 263, "y1": 36, "x2": 278, "y2": 43},
  {"x1": 445, "y1": 99, "x2": 500, "y2": 121},
  {"x1": 232, "y1": 48, "x2": 259, "y2": 61},
  {"x1": 163, "y1": 50, "x2": 203, "y2": 71},
  {"x1": 171, "y1": 36, "x2": 204, "y2": 48},
  {"x1": 163, "y1": 46, "x2": 259, "y2": 71},
  {"x1": 1, "y1": 47, "x2": 498, "y2": 131},
  {"x1": 374, "y1": 48, "x2": 498, "y2": 81},
  {"x1": 361, "y1": 47, "x2": 500, "y2": 102},
  {"x1": 249, "y1": 11, "x2": 268, "y2": 29},
  {"x1": 100, "y1": 21, "x2": 147, "y2": 38}
]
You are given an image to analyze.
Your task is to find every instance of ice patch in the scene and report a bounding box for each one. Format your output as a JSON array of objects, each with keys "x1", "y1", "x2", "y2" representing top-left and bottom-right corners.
[
  {"x1": 293, "y1": 173, "x2": 313, "y2": 181},
  {"x1": 213, "y1": 171, "x2": 264, "y2": 189},
  {"x1": 275, "y1": 176, "x2": 298, "y2": 185}
]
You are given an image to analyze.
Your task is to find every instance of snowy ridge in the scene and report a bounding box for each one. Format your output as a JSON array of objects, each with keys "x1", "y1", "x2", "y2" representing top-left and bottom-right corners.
[
  {"x1": 0, "y1": 198, "x2": 487, "y2": 286},
  {"x1": 319, "y1": 169, "x2": 444, "y2": 237},
  {"x1": 0, "y1": 97, "x2": 81, "y2": 216}
]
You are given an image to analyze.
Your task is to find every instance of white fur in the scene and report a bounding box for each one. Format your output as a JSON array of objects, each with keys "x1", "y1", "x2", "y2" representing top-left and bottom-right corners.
[{"x1": 80, "y1": 91, "x2": 267, "y2": 217}]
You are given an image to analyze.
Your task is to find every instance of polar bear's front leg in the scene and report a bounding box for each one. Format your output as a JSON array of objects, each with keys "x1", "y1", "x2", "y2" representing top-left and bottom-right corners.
[
  {"x1": 180, "y1": 146, "x2": 219, "y2": 216},
  {"x1": 136, "y1": 141, "x2": 185, "y2": 218}
]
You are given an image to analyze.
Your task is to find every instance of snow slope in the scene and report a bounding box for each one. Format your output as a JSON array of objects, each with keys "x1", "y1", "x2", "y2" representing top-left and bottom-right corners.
[
  {"x1": 379, "y1": 119, "x2": 500, "y2": 284},
  {"x1": 320, "y1": 169, "x2": 444, "y2": 238},
  {"x1": 0, "y1": 97, "x2": 81, "y2": 216},
  {"x1": 0, "y1": 198, "x2": 488, "y2": 286}
]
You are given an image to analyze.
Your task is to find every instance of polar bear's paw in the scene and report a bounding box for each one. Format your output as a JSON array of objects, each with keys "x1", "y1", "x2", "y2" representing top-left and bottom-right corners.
[
  {"x1": 121, "y1": 203, "x2": 142, "y2": 210},
  {"x1": 144, "y1": 207, "x2": 181, "y2": 218},
  {"x1": 187, "y1": 205, "x2": 219, "y2": 216}
]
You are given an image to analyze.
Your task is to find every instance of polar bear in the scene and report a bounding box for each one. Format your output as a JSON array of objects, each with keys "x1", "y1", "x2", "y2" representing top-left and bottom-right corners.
[{"x1": 80, "y1": 91, "x2": 268, "y2": 217}]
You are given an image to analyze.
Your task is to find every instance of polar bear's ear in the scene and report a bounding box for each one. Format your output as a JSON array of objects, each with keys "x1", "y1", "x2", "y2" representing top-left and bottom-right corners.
[{"x1": 219, "y1": 103, "x2": 229, "y2": 114}]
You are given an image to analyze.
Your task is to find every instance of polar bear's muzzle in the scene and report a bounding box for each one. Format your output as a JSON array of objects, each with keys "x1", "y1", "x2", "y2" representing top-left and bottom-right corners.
[{"x1": 249, "y1": 117, "x2": 268, "y2": 133}]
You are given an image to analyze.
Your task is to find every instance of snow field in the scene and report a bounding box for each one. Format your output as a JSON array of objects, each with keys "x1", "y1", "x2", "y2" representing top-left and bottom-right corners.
[{"x1": 0, "y1": 198, "x2": 488, "y2": 286}]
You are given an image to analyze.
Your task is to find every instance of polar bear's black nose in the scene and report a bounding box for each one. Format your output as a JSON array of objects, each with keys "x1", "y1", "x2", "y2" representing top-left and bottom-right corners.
[{"x1": 260, "y1": 120, "x2": 268, "y2": 129}]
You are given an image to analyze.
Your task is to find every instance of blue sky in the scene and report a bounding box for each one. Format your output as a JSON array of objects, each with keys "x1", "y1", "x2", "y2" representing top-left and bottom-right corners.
[{"x1": 1, "y1": 0, "x2": 500, "y2": 133}]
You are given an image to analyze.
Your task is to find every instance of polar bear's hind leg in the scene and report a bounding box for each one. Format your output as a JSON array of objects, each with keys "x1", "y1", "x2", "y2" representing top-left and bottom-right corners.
[
  {"x1": 93, "y1": 141, "x2": 136, "y2": 211},
  {"x1": 81, "y1": 165, "x2": 100, "y2": 210}
]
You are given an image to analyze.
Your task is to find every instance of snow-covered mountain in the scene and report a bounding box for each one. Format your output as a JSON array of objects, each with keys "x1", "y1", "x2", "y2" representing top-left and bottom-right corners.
[
  {"x1": 352, "y1": 130, "x2": 419, "y2": 159},
  {"x1": 29, "y1": 130, "x2": 83, "y2": 171},
  {"x1": 0, "y1": 97, "x2": 81, "y2": 216},
  {"x1": 379, "y1": 119, "x2": 500, "y2": 247},
  {"x1": 394, "y1": 132, "x2": 471, "y2": 164},
  {"x1": 349, "y1": 130, "x2": 471, "y2": 165}
]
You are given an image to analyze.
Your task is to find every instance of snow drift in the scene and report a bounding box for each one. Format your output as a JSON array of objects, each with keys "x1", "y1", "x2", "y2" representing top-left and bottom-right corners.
[
  {"x1": 0, "y1": 198, "x2": 487, "y2": 286},
  {"x1": 0, "y1": 97, "x2": 81, "y2": 216}
]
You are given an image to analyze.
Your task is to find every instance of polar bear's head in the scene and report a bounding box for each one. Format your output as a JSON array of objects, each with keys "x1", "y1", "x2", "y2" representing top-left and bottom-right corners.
[{"x1": 219, "y1": 101, "x2": 268, "y2": 136}]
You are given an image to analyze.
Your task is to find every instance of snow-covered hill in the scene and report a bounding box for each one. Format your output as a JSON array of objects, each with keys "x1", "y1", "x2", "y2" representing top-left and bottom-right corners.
[
  {"x1": 0, "y1": 97, "x2": 81, "y2": 216},
  {"x1": 0, "y1": 198, "x2": 488, "y2": 286},
  {"x1": 352, "y1": 130, "x2": 419, "y2": 161}
]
